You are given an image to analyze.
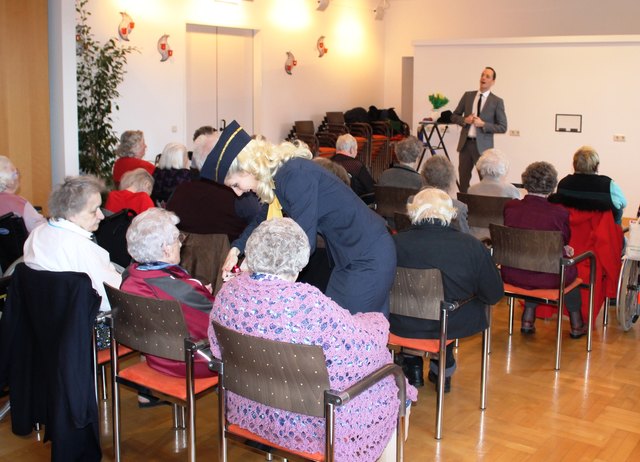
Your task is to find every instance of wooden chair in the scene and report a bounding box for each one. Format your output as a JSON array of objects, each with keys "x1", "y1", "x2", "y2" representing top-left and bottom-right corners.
[
  {"x1": 104, "y1": 284, "x2": 218, "y2": 462},
  {"x1": 92, "y1": 312, "x2": 133, "y2": 402},
  {"x1": 456, "y1": 193, "x2": 512, "y2": 243},
  {"x1": 374, "y1": 185, "x2": 419, "y2": 226},
  {"x1": 489, "y1": 224, "x2": 596, "y2": 370},
  {"x1": 210, "y1": 321, "x2": 407, "y2": 462},
  {"x1": 388, "y1": 267, "x2": 488, "y2": 439},
  {"x1": 179, "y1": 232, "x2": 230, "y2": 295},
  {"x1": 293, "y1": 120, "x2": 335, "y2": 158}
]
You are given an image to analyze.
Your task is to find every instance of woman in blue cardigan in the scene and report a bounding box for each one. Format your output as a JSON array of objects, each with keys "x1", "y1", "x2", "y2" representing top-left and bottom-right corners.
[{"x1": 201, "y1": 121, "x2": 395, "y2": 316}]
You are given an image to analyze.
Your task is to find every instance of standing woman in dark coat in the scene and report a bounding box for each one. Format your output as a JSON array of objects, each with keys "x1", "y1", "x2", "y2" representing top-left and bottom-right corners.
[
  {"x1": 391, "y1": 188, "x2": 503, "y2": 390},
  {"x1": 201, "y1": 121, "x2": 396, "y2": 316}
]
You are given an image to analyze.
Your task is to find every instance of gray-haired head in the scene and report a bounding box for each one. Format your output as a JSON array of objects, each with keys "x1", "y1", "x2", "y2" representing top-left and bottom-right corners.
[
  {"x1": 407, "y1": 187, "x2": 457, "y2": 226},
  {"x1": 126, "y1": 208, "x2": 180, "y2": 263},
  {"x1": 245, "y1": 217, "x2": 310, "y2": 279},
  {"x1": 476, "y1": 148, "x2": 509, "y2": 178},
  {"x1": 158, "y1": 142, "x2": 189, "y2": 170},
  {"x1": 572, "y1": 145, "x2": 599, "y2": 174},
  {"x1": 313, "y1": 157, "x2": 351, "y2": 186},
  {"x1": 336, "y1": 134, "x2": 358, "y2": 157},
  {"x1": 48, "y1": 175, "x2": 105, "y2": 220},
  {"x1": 394, "y1": 136, "x2": 423, "y2": 165},
  {"x1": 120, "y1": 168, "x2": 154, "y2": 195},
  {"x1": 0, "y1": 155, "x2": 19, "y2": 193},
  {"x1": 422, "y1": 155, "x2": 456, "y2": 192},
  {"x1": 115, "y1": 130, "x2": 145, "y2": 158},
  {"x1": 192, "y1": 132, "x2": 222, "y2": 171},
  {"x1": 521, "y1": 161, "x2": 558, "y2": 195}
]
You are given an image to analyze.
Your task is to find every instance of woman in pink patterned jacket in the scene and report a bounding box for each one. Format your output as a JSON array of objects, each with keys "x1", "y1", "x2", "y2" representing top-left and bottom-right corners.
[{"x1": 208, "y1": 218, "x2": 416, "y2": 461}]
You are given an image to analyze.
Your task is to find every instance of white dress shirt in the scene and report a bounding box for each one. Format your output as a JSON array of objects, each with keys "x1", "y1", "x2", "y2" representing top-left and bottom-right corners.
[{"x1": 468, "y1": 90, "x2": 491, "y2": 138}]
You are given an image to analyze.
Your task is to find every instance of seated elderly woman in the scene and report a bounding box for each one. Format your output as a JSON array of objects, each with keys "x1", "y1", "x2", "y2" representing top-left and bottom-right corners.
[
  {"x1": 467, "y1": 148, "x2": 521, "y2": 199},
  {"x1": 421, "y1": 155, "x2": 470, "y2": 233},
  {"x1": 23, "y1": 175, "x2": 121, "y2": 312},
  {"x1": 391, "y1": 188, "x2": 503, "y2": 391},
  {"x1": 378, "y1": 136, "x2": 427, "y2": 190},
  {"x1": 105, "y1": 168, "x2": 154, "y2": 215},
  {"x1": 121, "y1": 208, "x2": 215, "y2": 378},
  {"x1": 503, "y1": 161, "x2": 588, "y2": 337},
  {"x1": 151, "y1": 142, "x2": 192, "y2": 205},
  {"x1": 0, "y1": 155, "x2": 46, "y2": 232},
  {"x1": 112, "y1": 130, "x2": 154, "y2": 185},
  {"x1": 550, "y1": 145, "x2": 626, "y2": 224},
  {"x1": 208, "y1": 218, "x2": 416, "y2": 461}
]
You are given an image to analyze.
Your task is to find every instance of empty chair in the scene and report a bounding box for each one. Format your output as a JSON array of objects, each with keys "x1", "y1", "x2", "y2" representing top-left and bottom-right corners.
[
  {"x1": 104, "y1": 285, "x2": 218, "y2": 462},
  {"x1": 489, "y1": 224, "x2": 596, "y2": 370}
]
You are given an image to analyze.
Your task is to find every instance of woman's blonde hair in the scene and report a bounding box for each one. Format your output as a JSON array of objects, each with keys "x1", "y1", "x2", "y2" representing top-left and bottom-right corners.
[
  {"x1": 407, "y1": 187, "x2": 457, "y2": 226},
  {"x1": 226, "y1": 138, "x2": 312, "y2": 203}
]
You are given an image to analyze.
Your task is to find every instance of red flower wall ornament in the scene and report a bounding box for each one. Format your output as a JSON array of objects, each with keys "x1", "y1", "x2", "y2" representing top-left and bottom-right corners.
[
  {"x1": 317, "y1": 36, "x2": 328, "y2": 57},
  {"x1": 157, "y1": 34, "x2": 173, "y2": 62},
  {"x1": 284, "y1": 51, "x2": 297, "y2": 75},
  {"x1": 118, "y1": 12, "x2": 135, "y2": 41}
]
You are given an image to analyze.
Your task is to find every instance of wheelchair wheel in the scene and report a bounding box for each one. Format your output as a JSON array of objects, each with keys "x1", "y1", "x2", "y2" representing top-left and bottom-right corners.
[{"x1": 617, "y1": 257, "x2": 640, "y2": 331}]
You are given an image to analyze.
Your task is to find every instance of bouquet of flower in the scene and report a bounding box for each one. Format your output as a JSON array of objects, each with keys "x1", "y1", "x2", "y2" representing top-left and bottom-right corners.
[{"x1": 428, "y1": 92, "x2": 449, "y2": 110}]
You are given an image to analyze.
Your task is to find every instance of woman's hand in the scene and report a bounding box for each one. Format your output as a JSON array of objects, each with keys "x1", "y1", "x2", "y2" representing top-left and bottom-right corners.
[
  {"x1": 221, "y1": 247, "x2": 241, "y2": 281},
  {"x1": 563, "y1": 245, "x2": 575, "y2": 258}
]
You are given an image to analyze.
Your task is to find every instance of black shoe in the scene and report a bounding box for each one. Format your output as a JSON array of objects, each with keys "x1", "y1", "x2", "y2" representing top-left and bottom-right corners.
[
  {"x1": 138, "y1": 392, "x2": 169, "y2": 408},
  {"x1": 427, "y1": 370, "x2": 451, "y2": 393},
  {"x1": 402, "y1": 355, "x2": 424, "y2": 388}
]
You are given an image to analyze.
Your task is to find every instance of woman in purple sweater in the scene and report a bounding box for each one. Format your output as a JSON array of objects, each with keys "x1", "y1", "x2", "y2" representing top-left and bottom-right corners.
[{"x1": 208, "y1": 218, "x2": 416, "y2": 461}]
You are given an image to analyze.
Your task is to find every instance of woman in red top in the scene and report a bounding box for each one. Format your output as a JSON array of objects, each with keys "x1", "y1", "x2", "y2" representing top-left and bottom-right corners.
[{"x1": 112, "y1": 130, "x2": 155, "y2": 184}]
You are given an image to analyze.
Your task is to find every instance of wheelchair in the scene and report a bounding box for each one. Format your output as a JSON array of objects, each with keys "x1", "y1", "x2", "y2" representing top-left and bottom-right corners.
[{"x1": 617, "y1": 220, "x2": 640, "y2": 331}]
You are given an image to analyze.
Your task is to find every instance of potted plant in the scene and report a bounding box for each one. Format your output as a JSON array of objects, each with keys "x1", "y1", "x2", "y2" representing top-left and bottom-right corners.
[{"x1": 76, "y1": 0, "x2": 137, "y2": 180}]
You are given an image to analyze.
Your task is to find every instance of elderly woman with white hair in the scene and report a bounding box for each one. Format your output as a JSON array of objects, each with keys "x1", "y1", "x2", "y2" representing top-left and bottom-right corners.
[
  {"x1": 121, "y1": 207, "x2": 215, "y2": 379},
  {"x1": 105, "y1": 167, "x2": 154, "y2": 215},
  {"x1": 0, "y1": 155, "x2": 46, "y2": 232},
  {"x1": 23, "y1": 175, "x2": 121, "y2": 312},
  {"x1": 151, "y1": 142, "x2": 192, "y2": 205},
  {"x1": 467, "y1": 148, "x2": 520, "y2": 199},
  {"x1": 208, "y1": 217, "x2": 416, "y2": 461},
  {"x1": 391, "y1": 188, "x2": 503, "y2": 391},
  {"x1": 422, "y1": 155, "x2": 470, "y2": 233}
]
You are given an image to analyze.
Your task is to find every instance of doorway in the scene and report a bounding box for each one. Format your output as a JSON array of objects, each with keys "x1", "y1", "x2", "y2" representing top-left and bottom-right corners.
[{"x1": 186, "y1": 24, "x2": 255, "y2": 140}]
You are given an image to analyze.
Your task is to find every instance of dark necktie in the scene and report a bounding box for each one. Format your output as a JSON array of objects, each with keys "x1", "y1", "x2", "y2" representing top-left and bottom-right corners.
[{"x1": 477, "y1": 93, "x2": 483, "y2": 116}]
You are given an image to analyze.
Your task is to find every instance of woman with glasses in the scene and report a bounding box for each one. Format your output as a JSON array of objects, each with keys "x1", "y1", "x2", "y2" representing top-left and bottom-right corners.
[{"x1": 121, "y1": 207, "x2": 215, "y2": 380}]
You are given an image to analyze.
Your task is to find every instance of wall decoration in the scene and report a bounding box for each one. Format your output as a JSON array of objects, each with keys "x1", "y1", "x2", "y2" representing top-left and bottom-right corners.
[
  {"x1": 118, "y1": 12, "x2": 135, "y2": 41},
  {"x1": 157, "y1": 34, "x2": 173, "y2": 62},
  {"x1": 317, "y1": 36, "x2": 328, "y2": 57},
  {"x1": 284, "y1": 51, "x2": 297, "y2": 75}
]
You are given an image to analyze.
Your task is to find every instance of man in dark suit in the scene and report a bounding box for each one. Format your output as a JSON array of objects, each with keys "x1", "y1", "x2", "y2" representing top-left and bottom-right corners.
[{"x1": 451, "y1": 67, "x2": 507, "y2": 193}]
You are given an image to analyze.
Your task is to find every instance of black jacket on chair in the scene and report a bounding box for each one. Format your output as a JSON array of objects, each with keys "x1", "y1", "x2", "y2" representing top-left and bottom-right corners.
[{"x1": 0, "y1": 263, "x2": 102, "y2": 461}]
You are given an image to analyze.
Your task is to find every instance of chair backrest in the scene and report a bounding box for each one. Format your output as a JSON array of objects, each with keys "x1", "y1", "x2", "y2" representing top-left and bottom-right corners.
[
  {"x1": 294, "y1": 120, "x2": 316, "y2": 135},
  {"x1": 456, "y1": 193, "x2": 512, "y2": 228},
  {"x1": 374, "y1": 185, "x2": 419, "y2": 220},
  {"x1": 390, "y1": 267, "x2": 444, "y2": 321},
  {"x1": 0, "y1": 212, "x2": 28, "y2": 273},
  {"x1": 104, "y1": 284, "x2": 189, "y2": 361},
  {"x1": 212, "y1": 321, "x2": 330, "y2": 417},
  {"x1": 489, "y1": 224, "x2": 564, "y2": 274},
  {"x1": 325, "y1": 111, "x2": 345, "y2": 125},
  {"x1": 94, "y1": 208, "x2": 136, "y2": 268},
  {"x1": 394, "y1": 212, "x2": 412, "y2": 232},
  {"x1": 180, "y1": 232, "x2": 230, "y2": 295}
]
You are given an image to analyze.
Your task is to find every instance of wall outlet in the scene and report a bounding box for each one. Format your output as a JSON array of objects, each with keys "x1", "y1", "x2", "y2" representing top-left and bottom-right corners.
[
  {"x1": 509, "y1": 129, "x2": 520, "y2": 136},
  {"x1": 613, "y1": 134, "x2": 626, "y2": 142}
]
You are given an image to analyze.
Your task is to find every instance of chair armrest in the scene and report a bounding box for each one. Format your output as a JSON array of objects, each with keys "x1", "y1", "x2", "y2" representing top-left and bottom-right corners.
[
  {"x1": 325, "y1": 363, "x2": 406, "y2": 416},
  {"x1": 561, "y1": 250, "x2": 596, "y2": 287}
]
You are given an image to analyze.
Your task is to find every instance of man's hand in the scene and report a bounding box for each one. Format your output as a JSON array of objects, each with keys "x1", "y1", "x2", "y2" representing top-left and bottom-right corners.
[
  {"x1": 464, "y1": 114, "x2": 475, "y2": 125},
  {"x1": 473, "y1": 116, "x2": 485, "y2": 128}
]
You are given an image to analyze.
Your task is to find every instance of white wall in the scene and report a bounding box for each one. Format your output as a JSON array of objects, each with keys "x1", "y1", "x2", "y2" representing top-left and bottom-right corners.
[
  {"x1": 382, "y1": 0, "x2": 640, "y2": 214},
  {"x1": 67, "y1": 0, "x2": 385, "y2": 161}
]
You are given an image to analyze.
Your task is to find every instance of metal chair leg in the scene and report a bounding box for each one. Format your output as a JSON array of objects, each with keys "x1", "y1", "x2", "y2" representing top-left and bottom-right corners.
[
  {"x1": 100, "y1": 364, "x2": 108, "y2": 401},
  {"x1": 0, "y1": 401, "x2": 10, "y2": 421},
  {"x1": 603, "y1": 297, "x2": 610, "y2": 326},
  {"x1": 480, "y1": 328, "x2": 489, "y2": 410},
  {"x1": 508, "y1": 297, "x2": 515, "y2": 335}
]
